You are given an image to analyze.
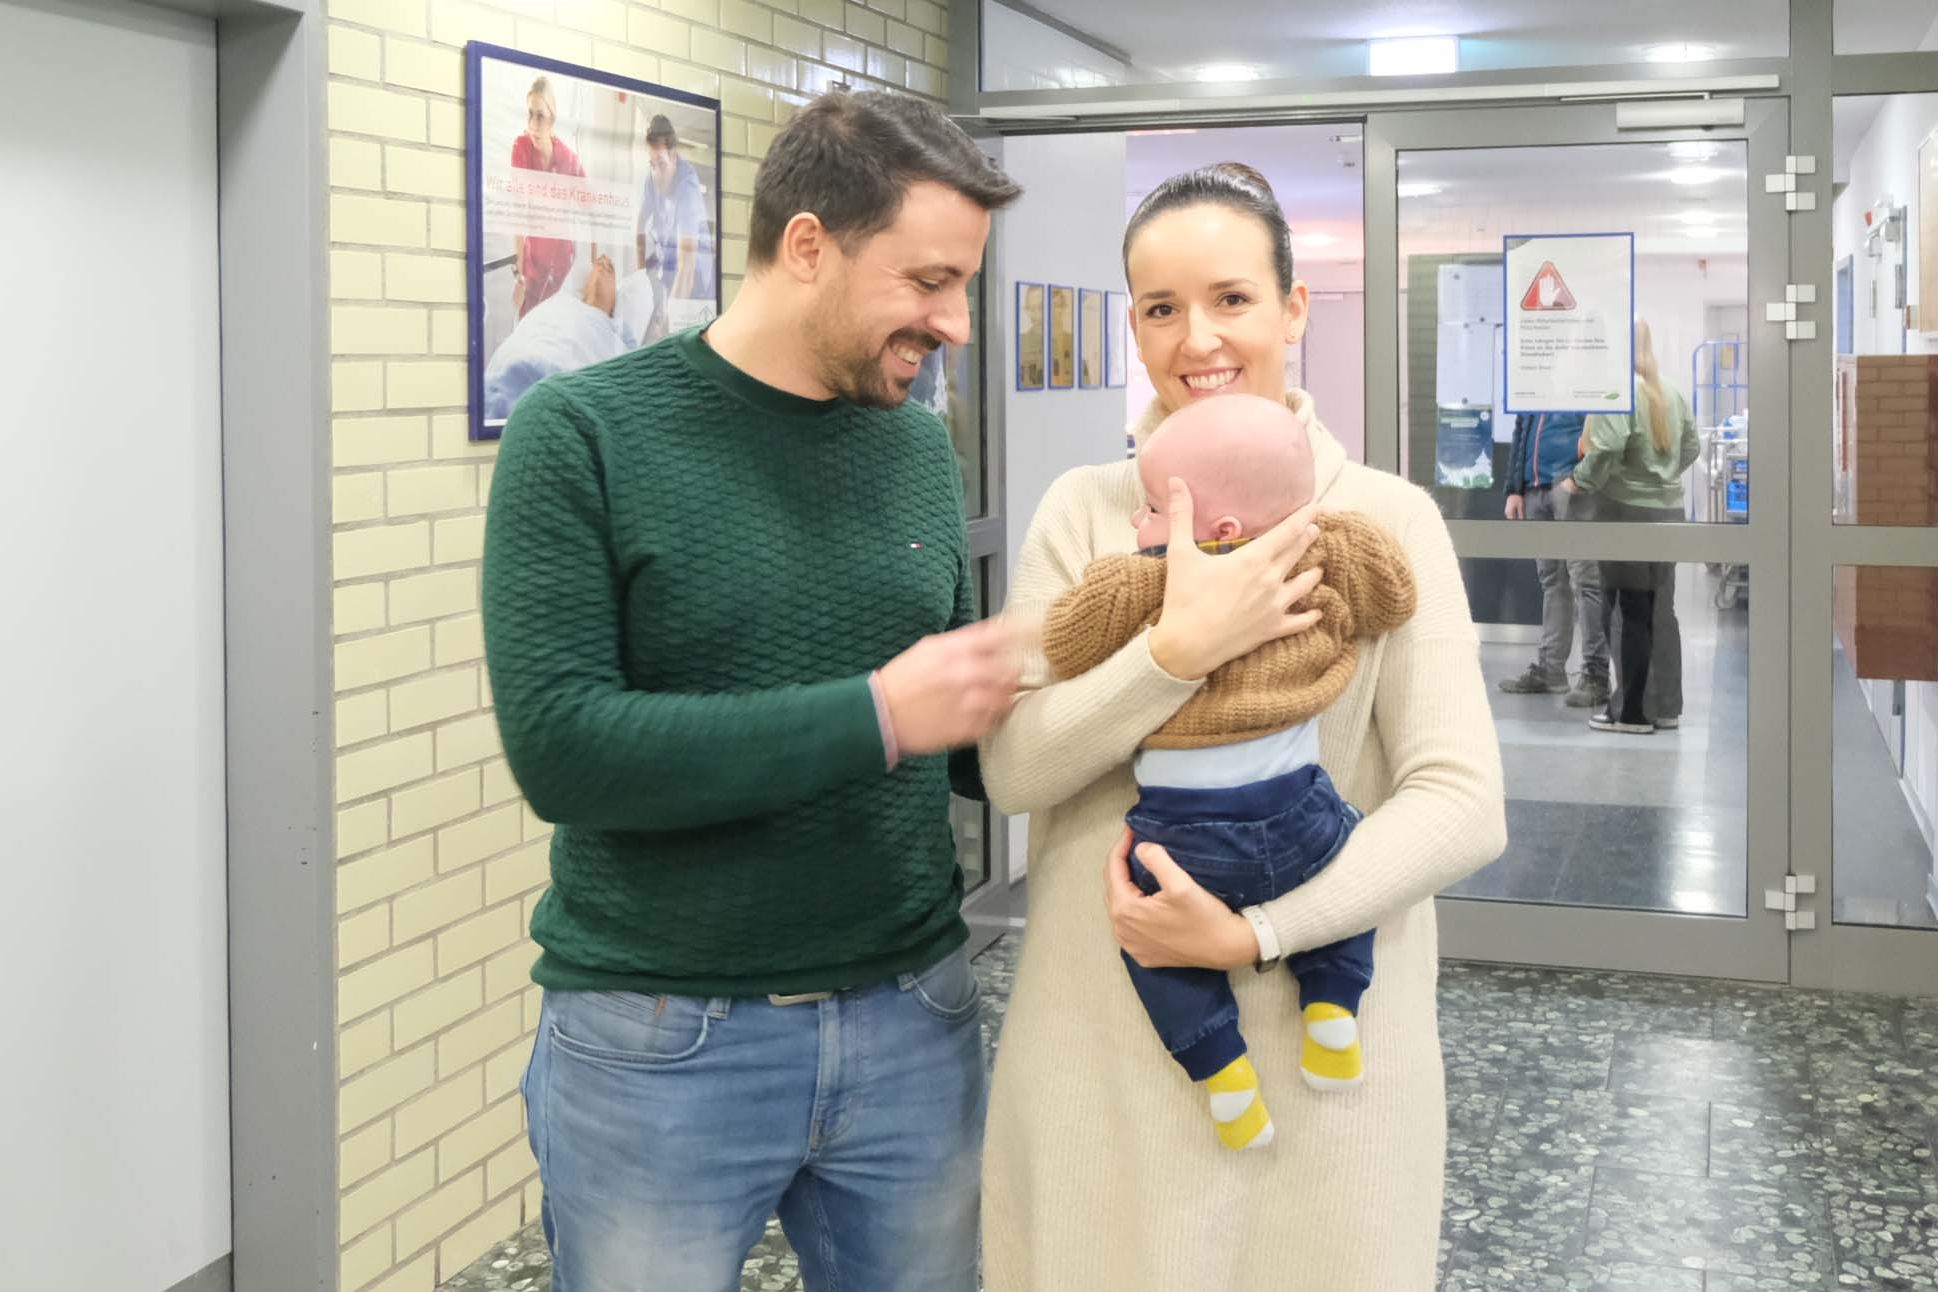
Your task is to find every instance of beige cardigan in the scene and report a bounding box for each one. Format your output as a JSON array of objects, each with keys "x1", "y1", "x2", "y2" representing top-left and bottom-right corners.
[{"x1": 978, "y1": 391, "x2": 1507, "y2": 1292}]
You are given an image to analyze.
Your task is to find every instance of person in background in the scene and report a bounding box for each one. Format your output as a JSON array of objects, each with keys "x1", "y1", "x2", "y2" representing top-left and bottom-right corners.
[
  {"x1": 1497, "y1": 409, "x2": 1610, "y2": 710},
  {"x1": 483, "y1": 90, "x2": 1023, "y2": 1291},
  {"x1": 511, "y1": 75, "x2": 588, "y2": 318},
  {"x1": 1567, "y1": 317, "x2": 1700, "y2": 735},
  {"x1": 634, "y1": 113, "x2": 716, "y2": 337}
]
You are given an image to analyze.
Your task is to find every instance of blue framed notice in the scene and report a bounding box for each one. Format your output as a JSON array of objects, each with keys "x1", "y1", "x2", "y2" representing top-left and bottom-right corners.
[
  {"x1": 466, "y1": 42, "x2": 722, "y2": 441},
  {"x1": 1501, "y1": 232, "x2": 1635, "y2": 416},
  {"x1": 1015, "y1": 281, "x2": 1045, "y2": 390},
  {"x1": 1078, "y1": 287, "x2": 1104, "y2": 388}
]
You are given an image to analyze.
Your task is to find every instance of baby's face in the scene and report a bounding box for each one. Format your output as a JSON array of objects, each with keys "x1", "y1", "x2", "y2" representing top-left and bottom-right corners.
[
  {"x1": 1132, "y1": 476, "x2": 1171, "y2": 550},
  {"x1": 1131, "y1": 394, "x2": 1312, "y2": 549}
]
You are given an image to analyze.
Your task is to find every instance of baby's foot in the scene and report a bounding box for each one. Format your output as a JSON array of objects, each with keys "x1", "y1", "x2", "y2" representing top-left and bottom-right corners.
[
  {"x1": 1206, "y1": 1054, "x2": 1275, "y2": 1149},
  {"x1": 1300, "y1": 1002, "x2": 1364, "y2": 1092}
]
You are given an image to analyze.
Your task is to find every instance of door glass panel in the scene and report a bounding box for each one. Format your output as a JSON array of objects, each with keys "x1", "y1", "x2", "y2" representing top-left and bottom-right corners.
[
  {"x1": 1397, "y1": 142, "x2": 1751, "y2": 524},
  {"x1": 1832, "y1": 565, "x2": 1938, "y2": 930},
  {"x1": 981, "y1": 0, "x2": 1787, "y2": 96},
  {"x1": 954, "y1": 556, "x2": 994, "y2": 894},
  {"x1": 1831, "y1": 95, "x2": 1938, "y2": 526},
  {"x1": 1455, "y1": 555, "x2": 1749, "y2": 916}
]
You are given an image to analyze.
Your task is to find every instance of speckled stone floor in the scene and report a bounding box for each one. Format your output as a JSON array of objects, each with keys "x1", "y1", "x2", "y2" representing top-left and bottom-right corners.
[{"x1": 440, "y1": 937, "x2": 1938, "y2": 1292}]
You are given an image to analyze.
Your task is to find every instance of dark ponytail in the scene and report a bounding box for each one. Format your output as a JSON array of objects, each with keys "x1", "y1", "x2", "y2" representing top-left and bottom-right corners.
[{"x1": 1122, "y1": 161, "x2": 1295, "y2": 296}]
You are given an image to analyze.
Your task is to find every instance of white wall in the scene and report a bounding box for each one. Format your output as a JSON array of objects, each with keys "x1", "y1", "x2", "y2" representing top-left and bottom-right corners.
[
  {"x1": 0, "y1": 2, "x2": 230, "y2": 1286},
  {"x1": 1832, "y1": 97, "x2": 1938, "y2": 902},
  {"x1": 980, "y1": 0, "x2": 1135, "y2": 91},
  {"x1": 998, "y1": 133, "x2": 1131, "y2": 875},
  {"x1": 1635, "y1": 254, "x2": 1751, "y2": 413}
]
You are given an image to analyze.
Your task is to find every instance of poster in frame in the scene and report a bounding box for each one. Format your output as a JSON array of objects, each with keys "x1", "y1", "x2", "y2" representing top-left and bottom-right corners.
[
  {"x1": 465, "y1": 42, "x2": 722, "y2": 441},
  {"x1": 1048, "y1": 284, "x2": 1076, "y2": 389},
  {"x1": 1104, "y1": 290, "x2": 1128, "y2": 387},
  {"x1": 1015, "y1": 281, "x2": 1045, "y2": 390},
  {"x1": 1078, "y1": 287, "x2": 1103, "y2": 389}
]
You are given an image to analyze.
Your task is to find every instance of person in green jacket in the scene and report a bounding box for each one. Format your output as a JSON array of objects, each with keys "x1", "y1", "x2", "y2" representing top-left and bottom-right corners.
[
  {"x1": 1565, "y1": 317, "x2": 1700, "y2": 734},
  {"x1": 482, "y1": 91, "x2": 1023, "y2": 1292}
]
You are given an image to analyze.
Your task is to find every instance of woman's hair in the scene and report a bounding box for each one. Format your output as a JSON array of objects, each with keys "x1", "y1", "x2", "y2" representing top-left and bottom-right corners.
[
  {"x1": 1121, "y1": 161, "x2": 1295, "y2": 297},
  {"x1": 528, "y1": 76, "x2": 557, "y2": 120},
  {"x1": 1633, "y1": 317, "x2": 1672, "y2": 456}
]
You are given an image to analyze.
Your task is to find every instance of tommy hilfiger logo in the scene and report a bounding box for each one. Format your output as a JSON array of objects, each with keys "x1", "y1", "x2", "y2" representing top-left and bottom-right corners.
[{"x1": 908, "y1": 541, "x2": 924, "y2": 549}]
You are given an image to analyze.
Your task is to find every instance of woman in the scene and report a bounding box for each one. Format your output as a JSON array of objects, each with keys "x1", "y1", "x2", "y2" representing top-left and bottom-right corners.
[
  {"x1": 511, "y1": 75, "x2": 587, "y2": 318},
  {"x1": 979, "y1": 163, "x2": 1507, "y2": 1291},
  {"x1": 1566, "y1": 318, "x2": 1700, "y2": 735}
]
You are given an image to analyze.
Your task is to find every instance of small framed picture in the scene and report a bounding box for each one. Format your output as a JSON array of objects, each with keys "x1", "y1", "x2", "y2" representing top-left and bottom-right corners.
[
  {"x1": 1105, "y1": 291, "x2": 1128, "y2": 387},
  {"x1": 1015, "y1": 281, "x2": 1045, "y2": 390},
  {"x1": 1049, "y1": 284, "x2": 1076, "y2": 389},
  {"x1": 1078, "y1": 288, "x2": 1103, "y2": 389}
]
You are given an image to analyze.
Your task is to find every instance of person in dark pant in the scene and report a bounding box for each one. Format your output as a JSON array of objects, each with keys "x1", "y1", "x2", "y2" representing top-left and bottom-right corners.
[
  {"x1": 1568, "y1": 317, "x2": 1700, "y2": 734},
  {"x1": 1497, "y1": 410, "x2": 1609, "y2": 708},
  {"x1": 483, "y1": 91, "x2": 1024, "y2": 1292}
]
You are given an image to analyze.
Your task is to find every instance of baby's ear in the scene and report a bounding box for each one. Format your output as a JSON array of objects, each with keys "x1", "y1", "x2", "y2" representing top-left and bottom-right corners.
[{"x1": 1214, "y1": 515, "x2": 1244, "y2": 541}]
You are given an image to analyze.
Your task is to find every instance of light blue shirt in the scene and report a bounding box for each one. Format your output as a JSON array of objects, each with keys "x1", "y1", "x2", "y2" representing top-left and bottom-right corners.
[{"x1": 1134, "y1": 720, "x2": 1322, "y2": 791}]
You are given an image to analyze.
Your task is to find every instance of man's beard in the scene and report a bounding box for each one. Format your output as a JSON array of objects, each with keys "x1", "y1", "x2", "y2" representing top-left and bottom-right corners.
[{"x1": 812, "y1": 286, "x2": 936, "y2": 409}]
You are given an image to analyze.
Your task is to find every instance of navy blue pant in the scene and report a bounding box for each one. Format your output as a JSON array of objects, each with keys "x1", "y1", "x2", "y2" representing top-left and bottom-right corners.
[{"x1": 1122, "y1": 764, "x2": 1376, "y2": 1082}]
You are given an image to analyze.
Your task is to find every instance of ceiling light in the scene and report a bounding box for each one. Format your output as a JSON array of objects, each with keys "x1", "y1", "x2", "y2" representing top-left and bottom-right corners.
[
  {"x1": 1646, "y1": 42, "x2": 1717, "y2": 63},
  {"x1": 1668, "y1": 166, "x2": 1722, "y2": 186},
  {"x1": 1329, "y1": 132, "x2": 1363, "y2": 144},
  {"x1": 1396, "y1": 181, "x2": 1443, "y2": 198},
  {"x1": 1194, "y1": 63, "x2": 1260, "y2": 82},
  {"x1": 1674, "y1": 209, "x2": 1723, "y2": 225},
  {"x1": 1682, "y1": 225, "x2": 1721, "y2": 238},
  {"x1": 1369, "y1": 36, "x2": 1458, "y2": 77},
  {"x1": 1295, "y1": 232, "x2": 1338, "y2": 247},
  {"x1": 1668, "y1": 141, "x2": 1719, "y2": 162}
]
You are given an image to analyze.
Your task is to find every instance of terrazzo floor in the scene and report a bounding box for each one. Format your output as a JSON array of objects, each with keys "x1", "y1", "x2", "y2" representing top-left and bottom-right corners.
[{"x1": 440, "y1": 936, "x2": 1938, "y2": 1292}]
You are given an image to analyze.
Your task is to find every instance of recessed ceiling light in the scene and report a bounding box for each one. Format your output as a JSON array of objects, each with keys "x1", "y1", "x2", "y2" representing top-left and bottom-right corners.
[
  {"x1": 1295, "y1": 232, "x2": 1339, "y2": 247},
  {"x1": 1668, "y1": 166, "x2": 1722, "y2": 186},
  {"x1": 1674, "y1": 209, "x2": 1724, "y2": 225},
  {"x1": 1329, "y1": 132, "x2": 1363, "y2": 144},
  {"x1": 1195, "y1": 63, "x2": 1260, "y2": 82},
  {"x1": 1682, "y1": 225, "x2": 1721, "y2": 238},
  {"x1": 1396, "y1": 181, "x2": 1443, "y2": 198},
  {"x1": 1668, "y1": 141, "x2": 1720, "y2": 162},
  {"x1": 1369, "y1": 36, "x2": 1458, "y2": 77},
  {"x1": 1646, "y1": 42, "x2": 1717, "y2": 63}
]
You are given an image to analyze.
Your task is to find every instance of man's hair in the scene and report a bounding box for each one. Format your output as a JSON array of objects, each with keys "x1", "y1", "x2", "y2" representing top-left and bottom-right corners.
[
  {"x1": 646, "y1": 114, "x2": 677, "y2": 148},
  {"x1": 748, "y1": 90, "x2": 1021, "y2": 267}
]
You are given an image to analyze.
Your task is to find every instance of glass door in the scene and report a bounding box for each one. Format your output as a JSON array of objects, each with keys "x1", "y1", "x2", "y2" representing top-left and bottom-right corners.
[{"x1": 1365, "y1": 100, "x2": 1793, "y2": 982}]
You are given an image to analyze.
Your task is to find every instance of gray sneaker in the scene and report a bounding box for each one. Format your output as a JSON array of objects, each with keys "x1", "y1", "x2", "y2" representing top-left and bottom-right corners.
[
  {"x1": 1565, "y1": 674, "x2": 1611, "y2": 708},
  {"x1": 1499, "y1": 664, "x2": 1569, "y2": 694}
]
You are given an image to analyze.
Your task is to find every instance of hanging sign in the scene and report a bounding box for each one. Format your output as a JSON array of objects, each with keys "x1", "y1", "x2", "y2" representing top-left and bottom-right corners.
[{"x1": 1502, "y1": 233, "x2": 1634, "y2": 414}]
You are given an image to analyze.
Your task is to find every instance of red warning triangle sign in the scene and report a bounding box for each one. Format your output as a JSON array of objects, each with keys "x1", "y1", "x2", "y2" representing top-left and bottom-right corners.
[{"x1": 1520, "y1": 262, "x2": 1577, "y2": 310}]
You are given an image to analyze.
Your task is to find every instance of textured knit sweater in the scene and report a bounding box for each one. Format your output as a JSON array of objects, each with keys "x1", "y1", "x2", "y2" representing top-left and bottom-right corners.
[
  {"x1": 481, "y1": 329, "x2": 978, "y2": 997},
  {"x1": 979, "y1": 390, "x2": 1506, "y2": 1292},
  {"x1": 1040, "y1": 512, "x2": 1417, "y2": 748}
]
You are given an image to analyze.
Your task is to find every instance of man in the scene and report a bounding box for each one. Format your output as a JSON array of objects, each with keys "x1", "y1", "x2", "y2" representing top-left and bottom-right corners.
[
  {"x1": 1497, "y1": 409, "x2": 1610, "y2": 708},
  {"x1": 482, "y1": 90, "x2": 1023, "y2": 1292},
  {"x1": 634, "y1": 113, "x2": 716, "y2": 338}
]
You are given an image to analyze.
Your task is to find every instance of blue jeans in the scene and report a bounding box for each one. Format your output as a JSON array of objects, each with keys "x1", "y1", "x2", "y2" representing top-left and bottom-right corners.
[
  {"x1": 1122, "y1": 764, "x2": 1376, "y2": 1081},
  {"x1": 522, "y1": 946, "x2": 986, "y2": 1292}
]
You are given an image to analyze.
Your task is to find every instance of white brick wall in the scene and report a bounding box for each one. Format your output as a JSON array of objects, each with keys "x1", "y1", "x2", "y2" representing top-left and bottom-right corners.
[{"x1": 326, "y1": 0, "x2": 954, "y2": 1286}]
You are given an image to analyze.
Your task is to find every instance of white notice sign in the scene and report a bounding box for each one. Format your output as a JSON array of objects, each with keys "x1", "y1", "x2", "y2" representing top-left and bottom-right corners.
[{"x1": 1503, "y1": 233, "x2": 1634, "y2": 414}]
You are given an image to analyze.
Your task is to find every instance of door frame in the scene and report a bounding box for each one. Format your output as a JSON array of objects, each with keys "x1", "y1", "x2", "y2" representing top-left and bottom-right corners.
[{"x1": 1363, "y1": 98, "x2": 1795, "y2": 984}]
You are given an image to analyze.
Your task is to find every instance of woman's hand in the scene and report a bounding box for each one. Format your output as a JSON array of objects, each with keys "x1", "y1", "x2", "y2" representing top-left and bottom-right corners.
[
  {"x1": 1147, "y1": 478, "x2": 1324, "y2": 681},
  {"x1": 1559, "y1": 475, "x2": 1578, "y2": 494},
  {"x1": 1105, "y1": 828, "x2": 1259, "y2": 971}
]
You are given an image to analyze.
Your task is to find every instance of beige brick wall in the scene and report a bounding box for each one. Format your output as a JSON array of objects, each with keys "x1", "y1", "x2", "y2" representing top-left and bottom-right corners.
[{"x1": 326, "y1": 1, "x2": 953, "y2": 1287}]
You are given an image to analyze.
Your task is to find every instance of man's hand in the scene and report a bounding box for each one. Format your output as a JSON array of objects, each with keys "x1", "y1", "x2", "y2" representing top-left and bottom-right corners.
[
  {"x1": 1505, "y1": 493, "x2": 1525, "y2": 520},
  {"x1": 876, "y1": 617, "x2": 1027, "y2": 756},
  {"x1": 1559, "y1": 475, "x2": 1578, "y2": 494}
]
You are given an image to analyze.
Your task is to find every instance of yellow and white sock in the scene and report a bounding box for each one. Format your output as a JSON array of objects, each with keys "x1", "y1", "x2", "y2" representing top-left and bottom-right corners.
[
  {"x1": 1205, "y1": 1055, "x2": 1274, "y2": 1150},
  {"x1": 1300, "y1": 1002, "x2": 1364, "y2": 1092}
]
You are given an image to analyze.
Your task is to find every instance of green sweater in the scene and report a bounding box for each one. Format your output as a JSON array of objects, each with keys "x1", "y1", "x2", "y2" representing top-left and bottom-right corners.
[
  {"x1": 1575, "y1": 380, "x2": 1701, "y2": 510},
  {"x1": 481, "y1": 329, "x2": 978, "y2": 997}
]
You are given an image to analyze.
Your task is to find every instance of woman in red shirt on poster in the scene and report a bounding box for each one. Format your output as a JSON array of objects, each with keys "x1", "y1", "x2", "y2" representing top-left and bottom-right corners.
[{"x1": 512, "y1": 76, "x2": 586, "y2": 319}]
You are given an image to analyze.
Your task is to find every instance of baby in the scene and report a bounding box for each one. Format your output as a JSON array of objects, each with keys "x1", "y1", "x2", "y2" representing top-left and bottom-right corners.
[{"x1": 1042, "y1": 394, "x2": 1416, "y2": 1151}]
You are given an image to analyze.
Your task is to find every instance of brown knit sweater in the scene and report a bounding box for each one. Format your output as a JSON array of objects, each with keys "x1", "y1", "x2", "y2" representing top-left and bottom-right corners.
[{"x1": 1041, "y1": 511, "x2": 1417, "y2": 749}]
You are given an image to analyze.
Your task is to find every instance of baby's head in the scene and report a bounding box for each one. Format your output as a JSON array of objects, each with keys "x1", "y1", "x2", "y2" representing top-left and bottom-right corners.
[{"x1": 1133, "y1": 394, "x2": 1314, "y2": 550}]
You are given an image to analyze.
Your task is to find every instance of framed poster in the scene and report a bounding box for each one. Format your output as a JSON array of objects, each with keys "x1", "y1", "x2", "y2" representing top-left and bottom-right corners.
[
  {"x1": 1104, "y1": 290, "x2": 1128, "y2": 387},
  {"x1": 1502, "y1": 232, "x2": 1634, "y2": 415},
  {"x1": 1015, "y1": 281, "x2": 1045, "y2": 390},
  {"x1": 1078, "y1": 287, "x2": 1103, "y2": 388},
  {"x1": 466, "y1": 42, "x2": 722, "y2": 441},
  {"x1": 1049, "y1": 284, "x2": 1076, "y2": 389}
]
